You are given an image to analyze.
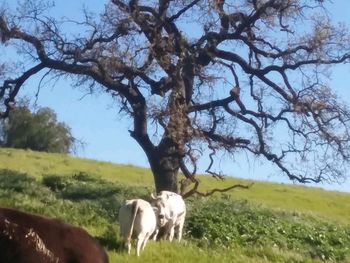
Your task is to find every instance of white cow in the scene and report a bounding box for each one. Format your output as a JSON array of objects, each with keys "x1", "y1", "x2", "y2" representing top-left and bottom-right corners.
[
  {"x1": 118, "y1": 199, "x2": 157, "y2": 256},
  {"x1": 151, "y1": 191, "x2": 186, "y2": 242}
]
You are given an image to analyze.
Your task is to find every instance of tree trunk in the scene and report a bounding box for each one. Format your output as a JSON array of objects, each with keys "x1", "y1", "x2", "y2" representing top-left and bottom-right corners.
[
  {"x1": 148, "y1": 151, "x2": 180, "y2": 193},
  {"x1": 130, "y1": 78, "x2": 190, "y2": 193}
]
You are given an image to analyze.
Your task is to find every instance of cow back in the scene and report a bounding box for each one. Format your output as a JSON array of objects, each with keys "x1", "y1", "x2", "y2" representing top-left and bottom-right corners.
[
  {"x1": 157, "y1": 191, "x2": 186, "y2": 218},
  {"x1": 0, "y1": 207, "x2": 109, "y2": 263},
  {"x1": 119, "y1": 199, "x2": 157, "y2": 239}
]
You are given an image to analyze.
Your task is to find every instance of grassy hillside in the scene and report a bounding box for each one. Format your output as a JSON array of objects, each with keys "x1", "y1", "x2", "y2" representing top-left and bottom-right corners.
[
  {"x1": 0, "y1": 148, "x2": 349, "y2": 262},
  {"x1": 0, "y1": 148, "x2": 349, "y2": 224}
]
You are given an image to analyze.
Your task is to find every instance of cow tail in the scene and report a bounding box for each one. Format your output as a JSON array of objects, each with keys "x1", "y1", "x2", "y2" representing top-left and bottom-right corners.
[{"x1": 127, "y1": 201, "x2": 139, "y2": 243}]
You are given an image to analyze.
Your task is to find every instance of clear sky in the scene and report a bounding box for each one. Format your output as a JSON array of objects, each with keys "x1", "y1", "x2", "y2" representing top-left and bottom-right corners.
[{"x1": 2, "y1": 0, "x2": 350, "y2": 192}]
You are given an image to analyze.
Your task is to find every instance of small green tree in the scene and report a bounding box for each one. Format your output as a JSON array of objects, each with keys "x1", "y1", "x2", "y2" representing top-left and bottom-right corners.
[{"x1": 0, "y1": 104, "x2": 75, "y2": 153}]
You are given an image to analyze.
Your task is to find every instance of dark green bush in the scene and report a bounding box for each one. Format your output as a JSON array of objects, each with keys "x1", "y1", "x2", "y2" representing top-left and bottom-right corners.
[
  {"x1": 185, "y1": 197, "x2": 350, "y2": 261},
  {"x1": 0, "y1": 169, "x2": 36, "y2": 193}
]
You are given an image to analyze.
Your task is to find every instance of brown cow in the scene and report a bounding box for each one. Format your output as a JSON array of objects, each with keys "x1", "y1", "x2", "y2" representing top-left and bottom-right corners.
[{"x1": 0, "y1": 207, "x2": 109, "y2": 263}]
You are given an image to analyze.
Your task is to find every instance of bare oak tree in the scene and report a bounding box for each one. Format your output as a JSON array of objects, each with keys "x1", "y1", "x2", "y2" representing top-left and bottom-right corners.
[{"x1": 1, "y1": 0, "x2": 350, "y2": 193}]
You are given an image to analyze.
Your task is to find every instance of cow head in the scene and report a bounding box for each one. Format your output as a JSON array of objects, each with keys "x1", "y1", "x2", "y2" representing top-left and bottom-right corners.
[{"x1": 150, "y1": 194, "x2": 171, "y2": 227}]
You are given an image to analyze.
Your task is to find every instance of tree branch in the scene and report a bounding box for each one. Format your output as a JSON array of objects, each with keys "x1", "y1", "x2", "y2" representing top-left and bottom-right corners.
[
  {"x1": 0, "y1": 63, "x2": 45, "y2": 118},
  {"x1": 181, "y1": 179, "x2": 254, "y2": 199}
]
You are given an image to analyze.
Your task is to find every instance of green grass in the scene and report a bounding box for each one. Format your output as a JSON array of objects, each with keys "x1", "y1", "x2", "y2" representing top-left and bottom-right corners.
[
  {"x1": 0, "y1": 147, "x2": 349, "y2": 262},
  {"x1": 0, "y1": 148, "x2": 153, "y2": 186},
  {"x1": 1, "y1": 147, "x2": 349, "y2": 224},
  {"x1": 107, "y1": 242, "x2": 308, "y2": 263}
]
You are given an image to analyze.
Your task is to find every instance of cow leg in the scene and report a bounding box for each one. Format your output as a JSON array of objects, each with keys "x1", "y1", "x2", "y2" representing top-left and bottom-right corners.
[
  {"x1": 136, "y1": 237, "x2": 143, "y2": 256},
  {"x1": 151, "y1": 228, "x2": 159, "y2": 241},
  {"x1": 176, "y1": 218, "x2": 185, "y2": 242},
  {"x1": 176, "y1": 225, "x2": 183, "y2": 242},
  {"x1": 174, "y1": 224, "x2": 180, "y2": 241},
  {"x1": 126, "y1": 239, "x2": 132, "y2": 254},
  {"x1": 168, "y1": 226, "x2": 175, "y2": 242},
  {"x1": 141, "y1": 233, "x2": 150, "y2": 251},
  {"x1": 177, "y1": 226, "x2": 183, "y2": 242}
]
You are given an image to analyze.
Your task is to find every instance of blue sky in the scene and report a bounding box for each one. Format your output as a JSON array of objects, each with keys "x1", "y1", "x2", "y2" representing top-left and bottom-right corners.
[{"x1": 2, "y1": 1, "x2": 350, "y2": 192}]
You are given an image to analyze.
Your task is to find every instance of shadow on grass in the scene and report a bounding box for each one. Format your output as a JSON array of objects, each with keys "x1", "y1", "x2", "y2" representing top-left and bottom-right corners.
[
  {"x1": 0, "y1": 168, "x2": 152, "y2": 225},
  {"x1": 0, "y1": 169, "x2": 46, "y2": 197},
  {"x1": 94, "y1": 224, "x2": 124, "y2": 251},
  {"x1": 41, "y1": 172, "x2": 153, "y2": 221},
  {"x1": 43, "y1": 172, "x2": 151, "y2": 200}
]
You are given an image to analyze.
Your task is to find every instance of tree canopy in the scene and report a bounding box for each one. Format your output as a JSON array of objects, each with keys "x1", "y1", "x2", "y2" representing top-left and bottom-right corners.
[
  {"x1": 0, "y1": 0, "x2": 350, "y2": 193},
  {"x1": 0, "y1": 103, "x2": 75, "y2": 154}
]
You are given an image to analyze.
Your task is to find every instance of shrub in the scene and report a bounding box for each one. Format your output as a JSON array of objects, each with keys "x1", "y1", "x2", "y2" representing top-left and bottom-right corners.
[{"x1": 185, "y1": 197, "x2": 350, "y2": 261}]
